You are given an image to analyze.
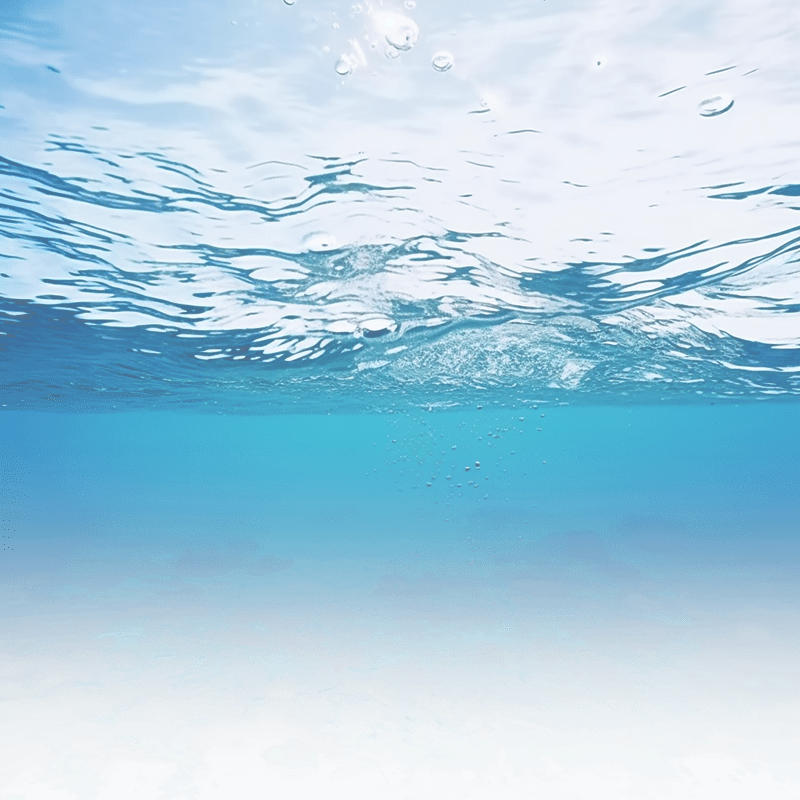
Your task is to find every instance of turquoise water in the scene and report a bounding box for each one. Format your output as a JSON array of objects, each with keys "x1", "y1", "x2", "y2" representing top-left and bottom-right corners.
[
  {"x1": 2, "y1": 406, "x2": 799, "y2": 798},
  {"x1": 2, "y1": 0, "x2": 800, "y2": 797}
]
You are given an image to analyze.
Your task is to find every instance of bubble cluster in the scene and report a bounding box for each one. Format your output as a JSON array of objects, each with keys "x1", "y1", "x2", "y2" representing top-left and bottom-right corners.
[{"x1": 379, "y1": 408, "x2": 545, "y2": 526}]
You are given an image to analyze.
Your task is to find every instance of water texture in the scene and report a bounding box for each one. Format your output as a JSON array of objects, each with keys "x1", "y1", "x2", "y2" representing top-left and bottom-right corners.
[
  {"x1": 2, "y1": 0, "x2": 799, "y2": 408},
  {"x1": 1, "y1": 2, "x2": 800, "y2": 800}
]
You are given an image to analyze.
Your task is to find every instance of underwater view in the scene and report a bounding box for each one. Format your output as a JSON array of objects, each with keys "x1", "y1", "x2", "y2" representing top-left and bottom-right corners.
[{"x1": 1, "y1": 0, "x2": 799, "y2": 797}]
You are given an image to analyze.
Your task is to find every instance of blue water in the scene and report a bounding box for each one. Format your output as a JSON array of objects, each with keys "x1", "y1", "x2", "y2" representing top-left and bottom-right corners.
[
  {"x1": 1, "y1": 0, "x2": 800, "y2": 797},
  {"x1": 2, "y1": 405, "x2": 798, "y2": 798}
]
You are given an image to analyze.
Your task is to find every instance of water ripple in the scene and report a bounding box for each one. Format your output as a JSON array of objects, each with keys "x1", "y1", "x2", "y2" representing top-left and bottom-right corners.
[
  {"x1": 1, "y1": 143, "x2": 798, "y2": 409},
  {"x1": 2, "y1": 0, "x2": 799, "y2": 407}
]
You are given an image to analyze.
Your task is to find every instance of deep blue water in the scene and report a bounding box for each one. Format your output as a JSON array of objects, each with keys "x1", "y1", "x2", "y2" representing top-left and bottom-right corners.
[{"x1": 2, "y1": 0, "x2": 800, "y2": 797}]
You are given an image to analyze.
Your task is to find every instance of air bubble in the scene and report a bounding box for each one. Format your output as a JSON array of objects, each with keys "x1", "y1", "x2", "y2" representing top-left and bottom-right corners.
[
  {"x1": 385, "y1": 16, "x2": 419, "y2": 51},
  {"x1": 352, "y1": 3, "x2": 362, "y2": 11},
  {"x1": 335, "y1": 55, "x2": 354, "y2": 75},
  {"x1": 698, "y1": 94, "x2": 734, "y2": 117},
  {"x1": 284, "y1": 0, "x2": 296, "y2": 5},
  {"x1": 475, "y1": 461, "x2": 480, "y2": 467},
  {"x1": 465, "y1": 466, "x2": 470, "y2": 472},
  {"x1": 431, "y1": 51, "x2": 454, "y2": 72},
  {"x1": 404, "y1": 0, "x2": 416, "y2": 7},
  {"x1": 385, "y1": 45, "x2": 401, "y2": 59}
]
